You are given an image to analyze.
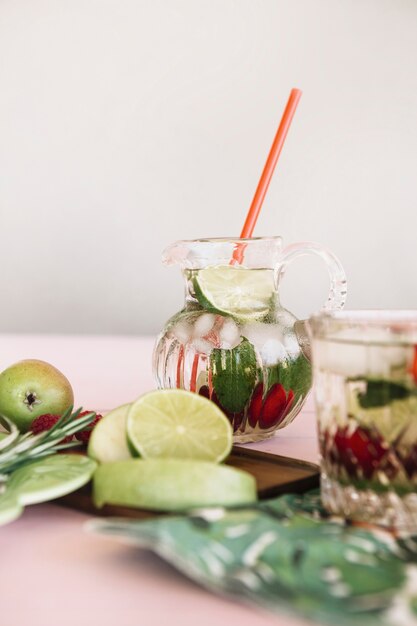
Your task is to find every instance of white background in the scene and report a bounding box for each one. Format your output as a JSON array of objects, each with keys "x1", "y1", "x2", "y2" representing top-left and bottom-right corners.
[{"x1": 0, "y1": 0, "x2": 416, "y2": 335}]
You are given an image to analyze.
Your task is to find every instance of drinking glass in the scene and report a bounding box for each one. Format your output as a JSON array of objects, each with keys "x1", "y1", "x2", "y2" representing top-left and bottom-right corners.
[{"x1": 309, "y1": 310, "x2": 417, "y2": 531}]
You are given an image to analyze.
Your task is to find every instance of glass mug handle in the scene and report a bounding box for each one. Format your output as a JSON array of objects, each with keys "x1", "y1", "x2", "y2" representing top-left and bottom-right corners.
[{"x1": 276, "y1": 241, "x2": 347, "y2": 359}]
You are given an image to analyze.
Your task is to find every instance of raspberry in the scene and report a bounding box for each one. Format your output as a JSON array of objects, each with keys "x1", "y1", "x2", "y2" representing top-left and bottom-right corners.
[
  {"x1": 75, "y1": 411, "x2": 103, "y2": 444},
  {"x1": 30, "y1": 413, "x2": 73, "y2": 444}
]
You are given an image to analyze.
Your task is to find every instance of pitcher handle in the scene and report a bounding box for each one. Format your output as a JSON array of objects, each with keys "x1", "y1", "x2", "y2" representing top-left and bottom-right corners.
[{"x1": 277, "y1": 241, "x2": 347, "y2": 359}]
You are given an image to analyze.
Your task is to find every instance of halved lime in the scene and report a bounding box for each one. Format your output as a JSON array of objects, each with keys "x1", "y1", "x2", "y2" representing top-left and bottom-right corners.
[
  {"x1": 6, "y1": 454, "x2": 97, "y2": 505},
  {"x1": 93, "y1": 458, "x2": 257, "y2": 511},
  {"x1": 88, "y1": 403, "x2": 132, "y2": 464},
  {"x1": 126, "y1": 389, "x2": 232, "y2": 463},
  {"x1": 193, "y1": 265, "x2": 275, "y2": 320}
]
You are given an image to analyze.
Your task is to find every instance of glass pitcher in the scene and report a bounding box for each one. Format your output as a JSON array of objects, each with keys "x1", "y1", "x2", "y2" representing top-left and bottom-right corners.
[{"x1": 153, "y1": 237, "x2": 347, "y2": 443}]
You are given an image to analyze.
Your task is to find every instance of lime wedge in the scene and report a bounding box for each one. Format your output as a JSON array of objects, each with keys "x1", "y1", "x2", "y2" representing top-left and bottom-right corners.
[
  {"x1": 193, "y1": 265, "x2": 275, "y2": 320},
  {"x1": 93, "y1": 458, "x2": 257, "y2": 511},
  {"x1": 126, "y1": 389, "x2": 232, "y2": 463},
  {"x1": 6, "y1": 454, "x2": 97, "y2": 505},
  {"x1": 88, "y1": 403, "x2": 132, "y2": 464}
]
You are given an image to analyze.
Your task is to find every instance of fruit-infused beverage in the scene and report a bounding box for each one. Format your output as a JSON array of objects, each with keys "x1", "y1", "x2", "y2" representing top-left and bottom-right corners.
[
  {"x1": 154, "y1": 237, "x2": 346, "y2": 443},
  {"x1": 310, "y1": 311, "x2": 417, "y2": 532}
]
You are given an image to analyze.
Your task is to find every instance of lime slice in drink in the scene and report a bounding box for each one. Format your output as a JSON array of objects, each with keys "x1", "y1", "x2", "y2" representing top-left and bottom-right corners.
[
  {"x1": 193, "y1": 265, "x2": 275, "y2": 320},
  {"x1": 93, "y1": 458, "x2": 257, "y2": 511},
  {"x1": 88, "y1": 403, "x2": 132, "y2": 464},
  {"x1": 6, "y1": 454, "x2": 97, "y2": 505},
  {"x1": 126, "y1": 389, "x2": 232, "y2": 463}
]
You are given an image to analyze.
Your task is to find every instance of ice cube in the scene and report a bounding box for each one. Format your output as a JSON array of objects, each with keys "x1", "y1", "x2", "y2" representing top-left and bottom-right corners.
[
  {"x1": 241, "y1": 322, "x2": 283, "y2": 351},
  {"x1": 315, "y1": 341, "x2": 369, "y2": 377},
  {"x1": 219, "y1": 319, "x2": 240, "y2": 349},
  {"x1": 193, "y1": 338, "x2": 213, "y2": 355},
  {"x1": 283, "y1": 334, "x2": 300, "y2": 358},
  {"x1": 316, "y1": 339, "x2": 410, "y2": 378},
  {"x1": 260, "y1": 339, "x2": 287, "y2": 366},
  {"x1": 194, "y1": 313, "x2": 215, "y2": 338},
  {"x1": 173, "y1": 322, "x2": 192, "y2": 344}
]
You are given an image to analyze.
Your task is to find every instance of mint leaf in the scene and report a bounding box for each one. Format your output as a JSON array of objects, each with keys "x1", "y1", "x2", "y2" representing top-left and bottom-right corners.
[
  {"x1": 356, "y1": 380, "x2": 411, "y2": 409},
  {"x1": 266, "y1": 354, "x2": 312, "y2": 399},
  {"x1": 210, "y1": 338, "x2": 257, "y2": 413}
]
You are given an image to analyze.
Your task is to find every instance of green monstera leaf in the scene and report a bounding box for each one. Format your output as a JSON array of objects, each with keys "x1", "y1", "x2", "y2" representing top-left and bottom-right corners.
[{"x1": 90, "y1": 490, "x2": 413, "y2": 626}]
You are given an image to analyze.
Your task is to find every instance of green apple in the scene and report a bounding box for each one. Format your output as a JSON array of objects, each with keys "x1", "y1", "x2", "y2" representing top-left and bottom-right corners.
[{"x1": 0, "y1": 359, "x2": 74, "y2": 432}]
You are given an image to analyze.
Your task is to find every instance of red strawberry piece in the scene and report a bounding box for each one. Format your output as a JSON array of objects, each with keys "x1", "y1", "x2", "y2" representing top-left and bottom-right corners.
[
  {"x1": 401, "y1": 445, "x2": 417, "y2": 479},
  {"x1": 331, "y1": 426, "x2": 388, "y2": 479},
  {"x1": 412, "y1": 346, "x2": 417, "y2": 384},
  {"x1": 248, "y1": 383, "x2": 264, "y2": 428},
  {"x1": 229, "y1": 410, "x2": 244, "y2": 433},
  {"x1": 209, "y1": 391, "x2": 244, "y2": 433},
  {"x1": 283, "y1": 389, "x2": 295, "y2": 418},
  {"x1": 319, "y1": 428, "x2": 333, "y2": 460},
  {"x1": 198, "y1": 385, "x2": 210, "y2": 399},
  {"x1": 259, "y1": 383, "x2": 288, "y2": 430},
  {"x1": 331, "y1": 426, "x2": 357, "y2": 474},
  {"x1": 348, "y1": 428, "x2": 387, "y2": 478},
  {"x1": 74, "y1": 411, "x2": 102, "y2": 444},
  {"x1": 31, "y1": 413, "x2": 73, "y2": 444}
]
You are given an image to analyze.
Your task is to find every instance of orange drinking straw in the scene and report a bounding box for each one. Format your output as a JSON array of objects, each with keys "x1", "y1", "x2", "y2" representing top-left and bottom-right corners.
[
  {"x1": 190, "y1": 89, "x2": 302, "y2": 393},
  {"x1": 240, "y1": 88, "x2": 302, "y2": 239}
]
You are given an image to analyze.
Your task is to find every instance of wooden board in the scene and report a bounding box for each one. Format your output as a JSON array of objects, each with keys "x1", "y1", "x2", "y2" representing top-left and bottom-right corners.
[{"x1": 57, "y1": 447, "x2": 319, "y2": 520}]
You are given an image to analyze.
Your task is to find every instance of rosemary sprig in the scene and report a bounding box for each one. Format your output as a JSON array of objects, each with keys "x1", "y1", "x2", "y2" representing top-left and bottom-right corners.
[{"x1": 0, "y1": 407, "x2": 96, "y2": 481}]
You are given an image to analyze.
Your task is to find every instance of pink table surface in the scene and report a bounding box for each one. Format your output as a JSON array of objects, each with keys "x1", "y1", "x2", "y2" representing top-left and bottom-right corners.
[{"x1": 0, "y1": 334, "x2": 320, "y2": 626}]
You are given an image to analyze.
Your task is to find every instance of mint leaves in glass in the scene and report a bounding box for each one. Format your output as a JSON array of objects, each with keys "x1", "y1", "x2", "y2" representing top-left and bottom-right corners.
[
  {"x1": 154, "y1": 237, "x2": 346, "y2": 443},
  {"x1": 309, "y1": 310, "x2": 417, "y2": 532}
]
